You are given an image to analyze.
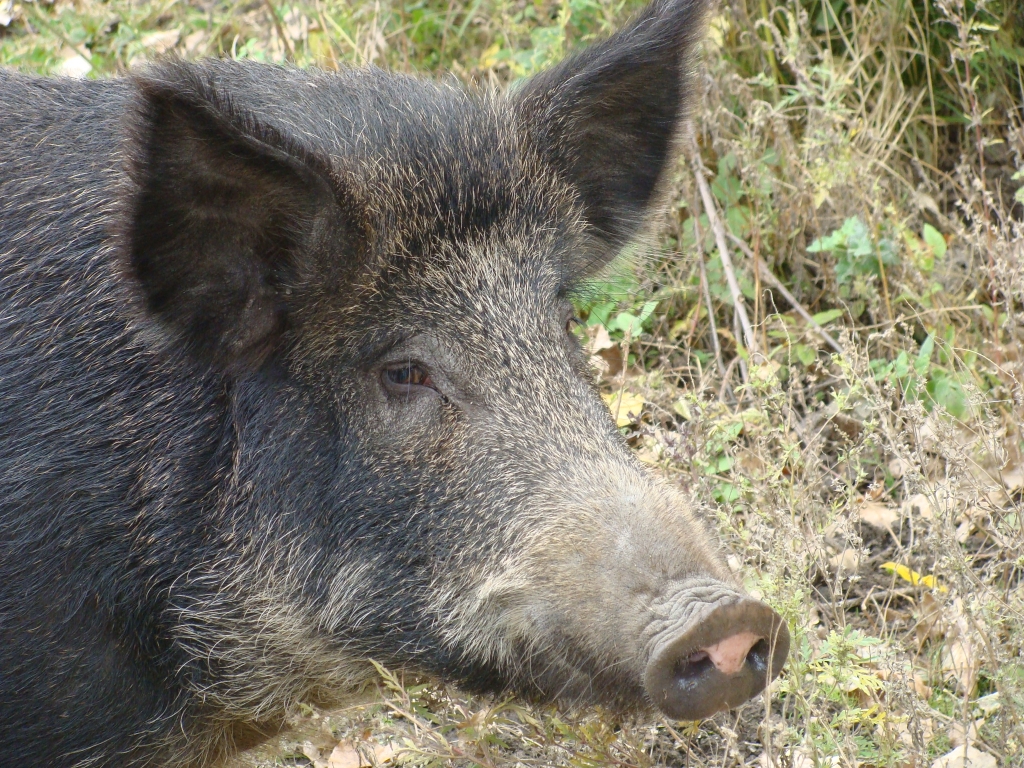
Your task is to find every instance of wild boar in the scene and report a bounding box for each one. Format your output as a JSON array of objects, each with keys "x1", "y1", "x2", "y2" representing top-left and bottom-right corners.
[{"x1": 0, "y1": 1, "x2": 788, "y2": 765}]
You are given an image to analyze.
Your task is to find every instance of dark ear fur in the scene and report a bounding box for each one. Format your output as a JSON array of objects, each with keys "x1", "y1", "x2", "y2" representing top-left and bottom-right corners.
[
  {"x1": 122, "y1": 64, "x2": 347, "y2": 371},
  {"x1": 515, "y1": 0, "x2": 711, "y2": 263}
]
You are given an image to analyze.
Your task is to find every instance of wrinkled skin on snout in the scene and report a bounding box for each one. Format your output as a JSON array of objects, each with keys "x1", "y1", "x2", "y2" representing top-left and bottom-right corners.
[{"x1": 0, "y1": 1, "x2": 787, "y2": 765}]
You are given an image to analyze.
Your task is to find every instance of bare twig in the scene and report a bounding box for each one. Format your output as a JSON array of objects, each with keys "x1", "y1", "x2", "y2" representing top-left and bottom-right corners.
[
  {"x1": 315, "y1": 0, "x2": 341, "y2": 69},
  {"x1": 263, "y1": 0, "x2": 296, "y2": 61},
  {"x1": 732, "y1": 301, "x2": 750, "y2": 384},
  {"x1": 689, "y1": 192, "x2": 728, "y2": 385},
  {"x1": 725, "y1": 231, "x2": 846, "y2": 356},
  {"x1": 687, "y1": 136, "x2": 762, "y2": 364},
  {"x1": 26, "y1": 4, "x2": 92, "y2": 62}
]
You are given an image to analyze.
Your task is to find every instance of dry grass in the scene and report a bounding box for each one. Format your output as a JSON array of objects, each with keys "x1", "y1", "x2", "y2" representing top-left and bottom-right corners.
[{"x1": 2, "y1": 0, "x2": 1022, "y2": 765}]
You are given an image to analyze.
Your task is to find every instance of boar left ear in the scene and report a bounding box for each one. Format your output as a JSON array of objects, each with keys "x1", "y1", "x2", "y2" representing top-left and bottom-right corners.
[
  {"x1": 514, "y1": 0, "x2": 710, "y2": 263},
  {"x1": 122, "y1": 65, "x2": 359, "y2": 372}
]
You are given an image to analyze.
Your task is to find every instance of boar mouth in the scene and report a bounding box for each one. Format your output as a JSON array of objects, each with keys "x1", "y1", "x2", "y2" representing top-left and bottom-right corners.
[{"x1": 642, "y1": 580, "x2": 790, "y2": 721}]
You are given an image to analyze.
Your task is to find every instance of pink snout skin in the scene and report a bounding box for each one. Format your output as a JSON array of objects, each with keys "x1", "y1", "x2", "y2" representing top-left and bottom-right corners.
[{"x1": 702, "y1": 630, "x2": 762, "y2": 676}]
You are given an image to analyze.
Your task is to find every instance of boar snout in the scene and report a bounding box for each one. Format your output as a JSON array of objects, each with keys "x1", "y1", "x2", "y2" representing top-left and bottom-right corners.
[
  {"x1": 643, "y1": 581, "x2": 790, "y2": 720},
  {"x1": 503, "y1": 474, "x2": 791, "y2": 719}
]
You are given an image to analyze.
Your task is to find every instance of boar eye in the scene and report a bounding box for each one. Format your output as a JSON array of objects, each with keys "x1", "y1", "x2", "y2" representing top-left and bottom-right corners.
[{"x1": 382, "y1": 364, "x2": 435, "y2": 395}]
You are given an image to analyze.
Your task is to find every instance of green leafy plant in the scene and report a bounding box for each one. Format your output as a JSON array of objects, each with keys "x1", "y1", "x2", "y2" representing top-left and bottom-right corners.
[
  {"x1": 574, "y1": 262, "x2": 659, "y2": 343},
  {"x1": 808, "y1": 216, "x2": 899, "y2": 286},
  {"x1": 869, "y1": 333, "x2": 972, "y2": 419}
]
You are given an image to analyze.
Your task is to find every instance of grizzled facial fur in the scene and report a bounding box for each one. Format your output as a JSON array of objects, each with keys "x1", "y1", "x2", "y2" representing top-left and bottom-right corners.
[{"x1": 0, "y1": 1, "x2": 788, "y2": 766}]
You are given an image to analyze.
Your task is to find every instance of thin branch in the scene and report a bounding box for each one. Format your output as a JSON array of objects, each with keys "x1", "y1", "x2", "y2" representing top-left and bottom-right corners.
[
  {"x1": 689, "y1": 191, "x2": 729, "y2": 385},
  {"x1": 26, "y1": 4, "x2": 93, "y2": 62},
  {"x1": 725, "y1": 231, "x2": 846, "y2": 356},
  {"x1": 732, "y1": 298, "x2": 750, "y2": 385},
  {"x1": 315, "y1": 0, "x2": 341, "y2": 69},
  {"x1": 263, "y1": 0, "x2": 296, "y2": 62},
  {"x1": 687, "y1": 137, "x2": 762, "y2": 364}
]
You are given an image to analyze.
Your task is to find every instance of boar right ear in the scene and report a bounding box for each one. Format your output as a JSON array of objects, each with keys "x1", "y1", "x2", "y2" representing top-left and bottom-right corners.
[
  {"x1": 123, "y1": 66, "x2": 357, "y2": 372},
  {"x1": 514, "y1": 0, "x2": 710, "y2": 263}
]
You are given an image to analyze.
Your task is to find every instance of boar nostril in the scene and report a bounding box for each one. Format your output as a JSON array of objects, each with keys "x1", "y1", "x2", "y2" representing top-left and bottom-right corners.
[
  {"x1": 644, "y1": 596, "x2": 790, "y2": 721},
  {"x1": 684, "y1": 649, "x2": 710, "y2": 666},
  {"x1": 746, "y1": 637, "x2": 770, "y2": 674},
  {"x1": 674, "y1": 650, "x2": 714, "y2": 685}
]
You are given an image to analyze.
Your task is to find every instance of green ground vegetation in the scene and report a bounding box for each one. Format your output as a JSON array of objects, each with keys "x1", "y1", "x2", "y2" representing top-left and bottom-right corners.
[{"x1": 2, "y1": 0, "x2": 1022, "y2": 765}]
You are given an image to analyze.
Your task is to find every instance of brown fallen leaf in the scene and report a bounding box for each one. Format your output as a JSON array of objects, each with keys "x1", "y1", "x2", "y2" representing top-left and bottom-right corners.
[
  {"x1": 894, "y1": 711, "x2": 934, "y2": 750},
  {"x1": 327, "y1": 741, "x2": 398, "y2": 768},
  {"x1": 760, "y1": 750, "x2": 839, "y2": 768},
  {"x1": 902, "y1": 492, "x2": 934, "y2": 519},
  {"x1": 141, "y1": 28, "x2": 181, "y2": 54},
  {"x1": 373, "y1": 743, "x2": 397, "y2": 765},
  {"x1": 858, "y1": 500, "x2": 900, "y2": 530},
  {"x1": 888, "y1": 457, "x2": 907, "y2": 479},
  {"x1": 915, "y1": 591, "x2": 944, "y2": 646},
  {"x1": 943, "y1": 633, "x2": 979, "y2": 696},
  {"x1": 829, "y1": 548, "x2": 860, "y2": 576},
  {"x1": 948, "y1": 719, "x2": 982, "y2": 748},
  {"x1": 865, "y1": 480, "x2": 887, "y2": 501},
  {"x1": 184, "y1": 30, "x2": 208, "y2": 55},
  {"x1": 284, "y1": 7, "x2": 310, "y2": 42},
  {"x1": 976, "y1": 693, "x2": 1000, "y2": 716},
  {"x1": 955, "y1": 518, "x2": 975, "y2": 544},
  {"x1": 586, "y1": 324, "x2": 622, "y2": 377},
  {"x1": 588, "y1": 323, "x2": 614, "y2": 354},
  {"x1": 1000, "y1": 464, "x2": 1024, "y2": 492},
  {"x1": 302, "y1": 742, "x2": 328, "y2": 768},
  {"x1": 327, "y1": 743, "x2": 363, "y2": 768},
  {"x1": 930, "y1": 745, "x2": 997, "y2": 768},
  {"x1": 941, "y1": 598, "x2": 980, "y2": 695},
  {"x1": 912, "y1": 671, "x2": 932, "y2": 699},
  {"x1": 56, "y1": 51, "x2": 92, "y2": 79}
]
